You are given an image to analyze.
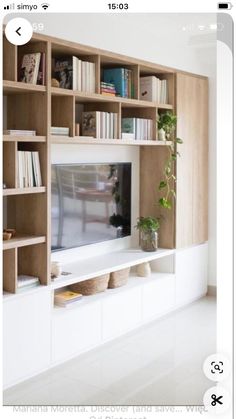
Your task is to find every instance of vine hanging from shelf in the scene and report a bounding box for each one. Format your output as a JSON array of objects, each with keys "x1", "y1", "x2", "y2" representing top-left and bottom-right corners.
[{"x1": 157, "y1": 112, "x2": 183, "y2": 210}]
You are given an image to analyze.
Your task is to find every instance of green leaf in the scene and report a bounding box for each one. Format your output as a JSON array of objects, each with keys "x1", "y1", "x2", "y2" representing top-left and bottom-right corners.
[
  {"x1": 159, "y1": 181, "x2": 167, "y2": 190},
  {"x1": 159, "y1": 197, "x2": 172, "y2": 209},
  {"x1": 171, "y1": 154, "x2": 177, "y2": 160},
  {"x1": 175, "y1": 138, "x2": 183, "y2": 144}
]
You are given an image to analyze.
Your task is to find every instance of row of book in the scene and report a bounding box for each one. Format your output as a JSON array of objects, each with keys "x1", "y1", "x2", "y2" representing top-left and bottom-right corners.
[
  {"x1": 103, "y1": 68, "x2": 134, "y2": 98},
  {"x1": 17, "y1": 275, "x2": 40, "y2": 292},
  {"x1": 82, "y1": 111, "x2": 118, "y2": 139},
  {"x1": 53, "y1": 56, "x2": 95, "y2": 92},
  {"x1": 54, "y1": 290, "x2": 83, "y2": 308},
  {"x1": 4, "y1": 129, "x2": 36, "y2": 136},
  {"x1": 100, "y1": 81, "x2": 116, "y2": 96},
  {"x1": 121, "y1": 117, "x2": 153, "y2": 141},
  {"x1": 51, "y1": 126, "x2": 70, "y2": 136},
  {"x1": 19, "y1": 53, "x2": 46, "y2": 85},
  {"x1": 17, "y1": 151, "x2": 42, "y2": 188},
  {"x1": 140, "y1": 76, "x2": 168, "y2": 104}
]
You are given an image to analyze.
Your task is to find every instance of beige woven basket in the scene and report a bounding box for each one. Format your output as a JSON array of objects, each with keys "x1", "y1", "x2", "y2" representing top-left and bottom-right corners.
[
  {"x1": 108, "y1": 267, "x2": 130, "y2": 289},
  {"x1": 69, "y1": 273, "x2": 110, "y2": 296}
]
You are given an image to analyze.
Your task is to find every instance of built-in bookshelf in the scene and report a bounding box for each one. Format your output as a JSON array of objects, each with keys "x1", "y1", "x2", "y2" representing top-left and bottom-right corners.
[{"x1": 2, "y1": 31, "x2": 208, "y2": 295}]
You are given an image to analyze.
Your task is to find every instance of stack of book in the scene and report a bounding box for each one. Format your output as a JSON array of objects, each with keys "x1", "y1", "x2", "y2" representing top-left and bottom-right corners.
[
  {"x1": 17, "y1": 275, "x2": 40, "y2": 292},
  {"x1": 140, "y1": 76, "x2": 168, "y2": 104},
  {"x1": 4, "y1": 129, "x2": 36, "y2": 136},
  {"x1": 82, "y1": 111, "x2": 118, "y2": 139},
  {"x1": 100, "y1": 82, "x2": 116, "y2": 96},
  {"x1": 103, "y1": 68, "x2": 134, "y2": 98},
  {"x1": 51, "y1": 127, "x2": 70, "y2": 136},
  {"x1": 53, "y1": 56, "x2": 95, "y2": 92},
  {"x1": 122, "y1": 117, "x2": 153, "y2": 140},
  {"x1": 19, "y1": 53, "x2": 46, "y2": 85},
  {"x1": 54, "y1": 290, "x2": 83, "y2": 308},
  {"x1": 17, "y1": 151, "x2": 42, "y2": 188}
]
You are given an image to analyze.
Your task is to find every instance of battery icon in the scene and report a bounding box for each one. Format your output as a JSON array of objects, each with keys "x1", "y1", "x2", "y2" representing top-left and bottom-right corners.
[{"x1": 218, "y1": 2, "x2": 233, "y2": 9}]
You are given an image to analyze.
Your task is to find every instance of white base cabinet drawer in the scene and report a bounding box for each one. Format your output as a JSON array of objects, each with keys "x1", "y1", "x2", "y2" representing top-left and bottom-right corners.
[
  {"x1": 102, "y1": 287, "x2": 142, "y2": 341},
  {"x1": 142, "y1": 274, "x2": 175, "y2": 321},
  {"x1": 52, "y1": 301, "x2": 101, "y2": 363},
  {"x1": 175, "y1": 243, "x2": 208, "y2": 306},
  {"x1": 3, "y1": 290, "x2": 51, "y2": 389}
]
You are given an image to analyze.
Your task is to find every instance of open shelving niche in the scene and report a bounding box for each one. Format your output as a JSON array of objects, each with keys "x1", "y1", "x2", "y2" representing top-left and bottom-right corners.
[{"x1": 3, "y1": 31, "x2": 177, "y2": 299}]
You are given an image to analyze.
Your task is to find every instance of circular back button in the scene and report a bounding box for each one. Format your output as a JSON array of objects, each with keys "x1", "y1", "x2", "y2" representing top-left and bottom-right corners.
[{"x1": 5, "y1": 18, "x2": 33, "y2": 46}]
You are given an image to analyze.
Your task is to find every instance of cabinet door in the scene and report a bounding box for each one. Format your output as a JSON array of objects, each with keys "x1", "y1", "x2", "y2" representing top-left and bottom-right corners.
[
  {"x1": 52, "y1": 301, "x2": 101, "y2": 363},
  {"x1": 175, "y1": 243, "x2": 208, "y2": 307},
  {"x1": 176, "y1": 73, "x2": 208, "y2": 248},
  {"x1": 3, "y1": 290, "x2": 51, "y2": 389},
  {"x1": 102, "y1": 287, "x2": 142, "y2": 341},
  {"x1": 142, "y1": 274, "x2": 175, "y2": 321}
]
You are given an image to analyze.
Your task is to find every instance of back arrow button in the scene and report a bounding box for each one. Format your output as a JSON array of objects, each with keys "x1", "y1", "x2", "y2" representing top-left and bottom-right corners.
[{"x1": 16, "y1": 27, "x2": 21, "y2": 36}]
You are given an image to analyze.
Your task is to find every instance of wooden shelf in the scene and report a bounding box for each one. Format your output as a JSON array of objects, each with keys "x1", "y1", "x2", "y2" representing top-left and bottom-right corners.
[
  {"x1": 3, "y1": 234, "x2": 46, "y2": 250},
  {"x1": 51, "y1": 87, "x2": 173, "y2": 109},
  {"x1": 3, "y1": 80, "x2": 47, "y2": 94},
  {"x1": 51, "y1": 136, "x2": 172, "y2": 146},
  {"x1": 3, "y1": 187, "x2": 46, "y2": 196},
  {"x1": 3, "y1": 135, "x2": 46, "y2": 143},
  {"x1": 52, "y1": 247, "x2": 175, "y2": 290}
]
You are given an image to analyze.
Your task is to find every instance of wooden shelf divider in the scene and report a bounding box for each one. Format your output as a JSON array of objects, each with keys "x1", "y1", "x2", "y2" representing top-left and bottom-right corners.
[{"x1": 3, "y1": 235, "x2": 46, "y2": 251}]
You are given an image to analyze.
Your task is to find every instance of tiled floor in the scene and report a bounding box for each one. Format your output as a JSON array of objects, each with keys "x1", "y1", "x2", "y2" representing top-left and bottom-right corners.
[{"x1": 3, "y1": 296, "x2": 216, "y2": 406}]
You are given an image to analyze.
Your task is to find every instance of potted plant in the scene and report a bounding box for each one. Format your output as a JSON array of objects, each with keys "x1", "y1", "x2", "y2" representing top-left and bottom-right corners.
[
  {"x1": 136, "y1": 216, "x2": 160, "y2": 252},
  {"x1": 157, "y1": 111, "x2": 177, "y2": 141}
]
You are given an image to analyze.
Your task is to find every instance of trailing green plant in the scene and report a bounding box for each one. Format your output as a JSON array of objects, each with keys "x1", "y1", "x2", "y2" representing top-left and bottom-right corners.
[
  {"x1": 157, "y1": 112, "x2": 183, "y2": 210},
  {"x1": 136, "y1": 216, "x2": 160, "y2": 232}
]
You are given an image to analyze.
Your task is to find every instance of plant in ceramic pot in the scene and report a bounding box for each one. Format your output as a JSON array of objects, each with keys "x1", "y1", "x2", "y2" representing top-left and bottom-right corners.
[{"x1": 136, "y1": 216, "x2": 160, "y2": 252}]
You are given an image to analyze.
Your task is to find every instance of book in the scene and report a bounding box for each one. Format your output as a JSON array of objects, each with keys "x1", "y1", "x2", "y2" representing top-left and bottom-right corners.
[
  {"x1": 54, "y1": 290, "x2": 83, "y2": 307},
  {"x1": 103, "y1": 68, "x2": 127, "y2": 98},
  {"x1": 82, "y1": 111, "x2": 100, "y2": 138},
  {"x1": 19, "y1": 53, "x2": 41, "y2": 84},
  {"x1": 17, "y1": 275, "x2": 40, "y2": 288},
  {"x1": 37, "y1": 53, "x2": 46, "y2": 85},
  {"x1": 3, "y1": 130, "x2": 36, "y2": 136},
  {"x1": 122, "y1": 117, "x2": 153, "y2": 140},
  {"x1": 17, "y1": 151, "x2": 42, "y2": 188},
  {"x1": 51, "y1": 127, "x2": 70, "y2": 136},
  {"x1": 140, "y1": 76, "x2": 168, "y2": 104},
  {"x1": 53, "y1": 57, "x2": 73, "y2": 89}
]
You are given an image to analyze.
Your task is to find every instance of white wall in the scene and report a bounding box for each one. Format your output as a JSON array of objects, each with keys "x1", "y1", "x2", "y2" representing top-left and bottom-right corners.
[{"x1": 9, "y1": 13, "x2": 216, "y2": 284}]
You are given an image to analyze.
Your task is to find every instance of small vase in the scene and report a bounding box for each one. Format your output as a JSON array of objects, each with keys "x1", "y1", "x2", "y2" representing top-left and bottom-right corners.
[
  {"x1": 158, "y1": 128, "x2": 166, "y2": 141},
  {"x1": 140, "y1": 230, "x2": 158, "y2": 252}
]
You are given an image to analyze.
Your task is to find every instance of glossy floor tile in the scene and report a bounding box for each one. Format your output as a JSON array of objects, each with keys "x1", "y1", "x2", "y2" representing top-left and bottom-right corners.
[{"x1": 3, "y1": 296, "x2": 216, "y2": 406}]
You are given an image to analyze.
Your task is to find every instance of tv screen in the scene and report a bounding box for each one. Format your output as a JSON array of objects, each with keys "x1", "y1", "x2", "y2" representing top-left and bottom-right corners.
[{"x1": 51, "y1": 163, "x2": 131, "y2": 251}]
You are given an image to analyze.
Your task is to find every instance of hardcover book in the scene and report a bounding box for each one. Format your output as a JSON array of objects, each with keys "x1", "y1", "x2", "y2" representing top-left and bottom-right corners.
[
  {"x1": 19, "y1": 53, "x2": 41, "y2": 84},
  {"x1": 53, "y1": 57, "x2": 73, "y2": 89}
]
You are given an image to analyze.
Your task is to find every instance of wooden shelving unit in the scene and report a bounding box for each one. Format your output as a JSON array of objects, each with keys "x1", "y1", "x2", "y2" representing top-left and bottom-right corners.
[{"x1": 2, "y1": 31, "x2": 208, "y2": 295}]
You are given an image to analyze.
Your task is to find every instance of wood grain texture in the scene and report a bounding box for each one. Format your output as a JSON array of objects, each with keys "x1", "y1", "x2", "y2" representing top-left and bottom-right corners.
[
  {"x1": 3, "y1": 37, "x2": 17, "y2": 81},
  {"x1": 176, "y1": 73, "x2": 208, "y2": 248},
  {"x1": 18, "y1": 243, "x2": 48, "y2": 285},
  {"x1": 3, "y1": 249, "x2": 17, "y2": 293},
  {"x1": 52, "y1": 95, "x2": 75, "y2": 137},
  {"x1": 140, "y1": 146, "x2": 175, "y2": 249},
  {"x1": 3, "y1": 142, "x2": 17, "y2": 188}
]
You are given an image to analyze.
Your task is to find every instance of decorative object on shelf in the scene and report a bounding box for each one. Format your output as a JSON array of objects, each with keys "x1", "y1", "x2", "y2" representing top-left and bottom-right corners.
[
  {"x1": 51, "y1": 78, "x2": 60, "y2": 88},
  {"x1": 51, "y1": 261, "x2": 62, "y2": 280},
  {"x1": 3, "y1": 183, "x2": 7, "y2": 189},
  {"x1": 54, "y1": 290, "x2": 82, "y2": 308},
  {"x1": 136, "y1": 216, "x2": 160, "y2": 252},
  {"x1": 69, "y1": 273, "x2": 110, "y2": 296},
  {"x1": 158, "y1": 127, "x2": 166, "y2": 141},
  {"x1": 75, "y1": 123, "x2": 80, "y2": 136},
  {"x1": 3, "y1": 228, "x2": 16, "y2": 240},
  {"x1": 108, "y1": 267, "x2": 130, "y2": 289},
  {"x1": 157, "y1": 112, "x2": 183, "y2": 210},
  {"x1": 136, "y1": 262, "x2": 151, "y2": 277}
]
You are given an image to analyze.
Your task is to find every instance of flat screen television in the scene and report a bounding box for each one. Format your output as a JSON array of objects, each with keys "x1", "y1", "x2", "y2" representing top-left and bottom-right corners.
[{"x1": 51, "y1": 163, "x2": 131, "y2": 251}]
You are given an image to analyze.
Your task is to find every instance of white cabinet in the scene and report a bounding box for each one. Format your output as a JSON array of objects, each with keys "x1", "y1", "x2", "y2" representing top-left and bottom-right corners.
[
  {"x1": 175, "y1": 243, "x2": 208, "y2": 307},
  {"x1": 3, "y1": 289, "x2": 51, "y2": 389},
  {"x1": 52, "y1": 301, "x2": 101, "y2": 363},
  {"x1": 142, "y1": 274, "x2": 175, "y2": 321},
  {"x1": 102, "y1": 287, "x2": 142, "y2": 341}
]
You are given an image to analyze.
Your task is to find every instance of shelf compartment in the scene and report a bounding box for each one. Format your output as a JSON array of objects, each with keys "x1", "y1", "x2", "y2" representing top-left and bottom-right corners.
[
  {"x1": 52, "y1": 95, "x2": 75, "y2": 137},
  {"x1": 50, "y1": 136, "x2": 172, "y2": 146},
  {"x1": 3, "y1": 142, "x2": 17, "y2": 189},
  {"x1": 3, "y1": 248, "x2": 17, "y2": 293},
  {"x1": 18, "y1": 242, "x2": 48, "y2": 286},
  {"x1": 3, "y1": 80, "x2": 47, "y2": 94},
  {"x1": 3, "y1": 234, "x2": 46, "y2": 250},
  {"x1": 52, "y1": 247, "x2": 175, "y2": 290},
  {"x1": 3, "y1": 135, "x2": 46, "y2": 143},
  {"x1": 122, "y1": 106, "x2": 157, "y2": 141},
  {"x1": 3, "y1": 187, "x2": 46, "y2": 196}
]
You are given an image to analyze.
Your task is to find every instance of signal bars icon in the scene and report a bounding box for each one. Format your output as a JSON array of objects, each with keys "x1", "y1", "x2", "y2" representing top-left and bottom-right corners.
[{"x1": 41, "y1": 3, "x2": 49, "y2": 10}]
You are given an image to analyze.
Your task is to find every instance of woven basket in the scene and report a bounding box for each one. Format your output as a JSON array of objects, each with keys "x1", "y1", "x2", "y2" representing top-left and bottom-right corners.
[
  {"x1": 69, "y1": 273, "x2": 110, "y2": 296},
  {"x1": 108, "y1": 267, "x2": 130, "y2": 289}
]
